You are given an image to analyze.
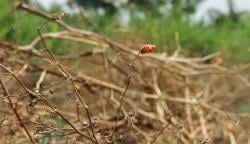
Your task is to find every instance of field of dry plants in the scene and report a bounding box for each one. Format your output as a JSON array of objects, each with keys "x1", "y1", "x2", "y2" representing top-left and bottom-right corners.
[{"x1": 0, "y1": 2, "x2": 250, "y2": 144}]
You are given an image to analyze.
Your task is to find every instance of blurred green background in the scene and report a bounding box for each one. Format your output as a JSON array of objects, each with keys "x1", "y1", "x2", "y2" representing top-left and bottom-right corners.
[{"x1": 1, "y1": 0, "x2": 250, "y2": 63}]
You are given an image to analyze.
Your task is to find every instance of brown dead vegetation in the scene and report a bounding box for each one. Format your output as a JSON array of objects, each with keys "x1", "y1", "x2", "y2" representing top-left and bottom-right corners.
[{"x1": 0, "y1": 2, "x2": 250, "y2": 144}]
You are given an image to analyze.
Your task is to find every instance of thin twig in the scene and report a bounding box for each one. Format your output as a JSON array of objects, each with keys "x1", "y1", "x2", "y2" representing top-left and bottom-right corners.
[
  {"x1": 0, "y1": 64, "x2": 95, "y2": 143},
  {"x1": 36, "y1": 17, "x2": 98, "y2": 144},
  {"x1": 0, "y1": 78, "x2": 36, "y2": 144},
  {"x1": 111, "y1": 50, "x2": 141, "y2": 137}
]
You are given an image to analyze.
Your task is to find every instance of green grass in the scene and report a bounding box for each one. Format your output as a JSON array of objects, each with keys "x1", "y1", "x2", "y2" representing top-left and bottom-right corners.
[
  {"x1": 1, "y1": 1, "x2": 250, "y2": 63},
  {"x1": 129, "y1": 14, "x2": 250, "y2": 63}
]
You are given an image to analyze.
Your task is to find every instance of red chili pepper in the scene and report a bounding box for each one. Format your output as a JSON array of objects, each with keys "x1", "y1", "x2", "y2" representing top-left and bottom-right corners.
[{"x1": 140, "y1": 44, "x2": 156, "y2": 54}]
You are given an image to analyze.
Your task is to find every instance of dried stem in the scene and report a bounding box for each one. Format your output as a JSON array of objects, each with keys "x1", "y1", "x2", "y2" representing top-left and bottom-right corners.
[
  {"x1": 0, "y1": 78, "x2": 36, "y2": 144},
  {"x1": 0, "y1": 64, "x2": 95, "y2": 143},
  {"x1": 36, "y1": 17, "x2": 98, "y2": 144}
]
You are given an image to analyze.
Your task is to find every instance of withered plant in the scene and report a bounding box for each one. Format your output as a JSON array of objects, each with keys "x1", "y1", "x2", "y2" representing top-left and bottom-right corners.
[{"x1": 0, "y1": 2, "x2": 250, "y2": 144}]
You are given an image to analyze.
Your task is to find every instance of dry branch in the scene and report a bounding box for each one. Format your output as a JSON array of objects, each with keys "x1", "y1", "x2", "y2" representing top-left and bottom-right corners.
[{"x1": 0, "y1": 2, "x2": 249, "y2": 144}]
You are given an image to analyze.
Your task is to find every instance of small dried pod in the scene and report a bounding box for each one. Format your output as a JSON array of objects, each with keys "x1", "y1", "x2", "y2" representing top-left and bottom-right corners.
[{"x1": 140, "y1": 44, "x2": 156, "y2": 54}]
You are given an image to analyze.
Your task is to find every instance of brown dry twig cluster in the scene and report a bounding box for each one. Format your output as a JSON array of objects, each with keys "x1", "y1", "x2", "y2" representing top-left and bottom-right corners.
[{"x1": 0, "y1": 2, "x2": 250, "y2": 144}]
